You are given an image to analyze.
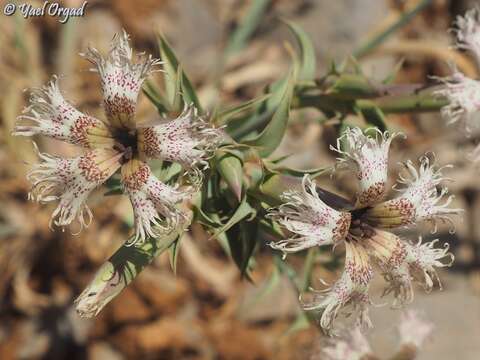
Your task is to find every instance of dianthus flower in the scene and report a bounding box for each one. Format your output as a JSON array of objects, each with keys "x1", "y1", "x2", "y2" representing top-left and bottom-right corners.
[
  {"x1": 268, "y1": 127, "x2": 461, "y2": 332},
  {"x1": 14, "y1": 31, "x2": 222, "y2": 243},
  {"x1": 435, "y1": 8, "x2": 480, "y2": 157}
]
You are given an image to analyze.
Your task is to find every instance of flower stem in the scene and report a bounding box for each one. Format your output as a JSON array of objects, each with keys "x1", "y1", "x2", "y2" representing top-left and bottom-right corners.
[{"x1": 295, "y1": 91, "x2": 447, "y2": 114}]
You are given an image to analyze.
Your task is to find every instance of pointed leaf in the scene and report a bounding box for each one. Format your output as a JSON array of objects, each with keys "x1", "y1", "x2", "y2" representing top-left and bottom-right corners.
[
  {"x1": 227, "y1": 221, "x2": 258, "y2": 277},
  {"x1": 180, "y1": 68, "x2": 201, "y2": 111},
  {"x1": 284, "y1": 21, "x2": 316, "y2": 81},
  {"x1": 157, "y1": 34, "x2": 201, "y2": 111},
  {"x1": 143, "y1": 80, "x2": 170, "y2": 114},
  {"x1": 210, "y1": 196, "x2": 256, "y2": 240},
  {"x1": 225, "y1": 0, "x2": 272, "y2": 56},
  {"x1": 168, "y1": 238, "x2": 181, "y2": 274},
  {"x1": 360, "y1": 105, "x2": 387, "y2": 132},
  {"x1": 216, "y1": 150, "x2": 244, "y2": 202},
  {"x1": 264, "y1": 161, "x2": 328, "y2": 177},
  {"x1": 383, "y1": 58, "x2": 405, "y2": 84},
  {"x1": 214, "y1": 94, "x2": 270, "y2": 126},
  {"x1": 243, "y1": 70, "x2": 295, "y2": 157},
  {"x1": 227, "y1": 73, "x2": 291, "y2": 139},
  {"x1": 172, "y1": 65, "x2": 184, "y2": 112}
]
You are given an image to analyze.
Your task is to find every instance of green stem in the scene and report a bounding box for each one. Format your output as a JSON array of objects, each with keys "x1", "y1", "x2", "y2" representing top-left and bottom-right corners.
[
  {"x1": 75, "y1": 210, "x2": 192, "y2": 318},
  {"x1": 353, "y1": 0, "x2": 432, "y2": 58},
  {"x1": 295, "y1": 92, "x2": 447, "y2": 114},
  {"x1": 357, "y1": 95, "x2": 448, "y2": 113}
]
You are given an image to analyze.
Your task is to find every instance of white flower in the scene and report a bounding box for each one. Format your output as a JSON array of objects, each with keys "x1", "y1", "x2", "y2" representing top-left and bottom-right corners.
[
  {"x1": 302, "y1": 241, "x2": 373, "y2": 332},
  {"x1": 267, "y1": 175, "x2": 351, "y2": 254},
  {"x1": 453, "y1": 7, "x2": 480, "y2": 66},
  {"x1": 15, "y1": 31, "x2": 222, "y2": 242},
  {"x1": 28, "y1": 144, "x2": 122, "y2": 231},
  {"x1": 121, "y1": 159, "x2": 189, "y2": 244},
  {"x1": 404, "y1": 238, "x2": 454, "y2": 292},
  {"x1": 269, "y1": 133, "x2": 460, "y2": 332},
  {"x1": 331, "y1": 127, "x2": 401, "y2": 207},
  {"x1": 322, "y1": 327, "x2": 373, "y2": 360},
  {"x1": 13, "y1": 76, "x2": 114, "y2": 149},
  {"x1": 138, "y1": 104, "x2": 222, "y2": 171},
  {"x1": 398, "y1": 310, "x2": 434, "y2": 349},
  {"x1": 81, "y1": 30, "x2": 162, "y2": 130},
  {"x1": 365, "y1": 155, "x2": 462, "y2": 231},
  {"x1": 434, "y1": 69, "x2": 480, "y2": 134}
]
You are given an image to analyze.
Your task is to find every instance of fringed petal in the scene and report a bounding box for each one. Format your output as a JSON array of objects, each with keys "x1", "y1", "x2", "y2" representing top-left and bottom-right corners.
[
  {"x1": 138, "y1": 104, "x2": 223, "y2": 173},
  {"x1": 365, "y1": 155, "x2": 462, "y2": 231},
  {"x1": 331, "y1": 127, "x2": 402, "y2": 207},
  {"x1": 453, "y1": 7, "x2": 480, "y2": 66},
  {"x1": 267, "y1": 175, "x2": 351, "y2": 255},
  {"x1": 121, "y1": 159, "x2": 190, "y2": 244},
  {"x1": 404, "y1": 238, "x2": 454, "y2": 292},
  {"x1": 27, "y1": 144, "x2": 122, "y2": 231},
  {"x1": 302, "y1": 241, "x2": 373, "y2": 333},
  {"x1": 434, "y1": 68, "x2": 480, "y2": 134},
  {"x1": 82, "y1": 30, "x2": 162, "y2": 129},
  {"x1": 13, "y1": 76, "x2": 114, "y2": 148}
]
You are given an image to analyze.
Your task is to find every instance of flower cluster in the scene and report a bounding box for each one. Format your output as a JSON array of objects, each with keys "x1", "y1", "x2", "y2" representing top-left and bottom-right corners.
[
  {"x1": 436, "y1": 7, "x2": 480, "y2": 156},
  {"x1": 268, "y1": 127, "x2": 461, "y2": 332},
  {"x1": 14, "y1": 31, "x2": 222, "y2": 243}
]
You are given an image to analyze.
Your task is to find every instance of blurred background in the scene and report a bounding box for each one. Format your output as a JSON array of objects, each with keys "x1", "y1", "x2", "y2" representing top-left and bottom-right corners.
[{"x1": 0, "y1": 0, "x2": 479, "y2": 359}]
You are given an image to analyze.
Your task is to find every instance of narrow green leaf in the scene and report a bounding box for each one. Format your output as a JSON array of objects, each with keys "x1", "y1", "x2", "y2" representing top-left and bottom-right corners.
[
  {"x1": 157, "y1": 34, "x2": 178, "y2": 105},
  {"x1": 192, "y1": 206, "x2": 222, "y2": 228},
  {"x1": 210, "y1": 196, "x2": 256, "y2": 240},
  {"x1": 157, "y1": 34, "x2": 201, "y2": 111},
  {"x1": 284, "y1": 21, "x2": 316, "y2": 81},
  {"x1": 243, "y1": 71, "x2": 295, "y2": 157},
  {"x1": 227, "y1": 75, "x2": 290, "y2": 139},
  {"x1": 216, "y1": 150, "x2": 244, "y2": 202},
  {"x1": 180, "y1": 68, "x2": 202, "y2": 111},
  {"x1": 172, "y1": 65, "x2": 184, "y2": 112},
  {"x1": 264, "y1": 161, "x2": 328, "y2": 178},
  {"x1": 168, "y1": 239, "x2": 181, "y2": 275},
  {"x1": 227, "y1": 221, "x2": 258, "y2": 277},
  {"x1": 360, "y1": 105, "x2": 387, "y2": 132},
  {"x1": 225, "y1": 0, "x2": 272, "y2": 56},
  {"x1": 75, "y1": 212, "x2": 192, "y2": 318},
  {"x1": 353, "y1": 0, "x2": 432, "y2": 58},
  {"x1": 142, "y1": 80, "x2": 170, "y2": 114},
  {"x1": 382, "y1": 58, "x2": 405, "y2": 84},
  {"x1": 214, "y1": 94, "x2": 270, "y2": 126}
]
